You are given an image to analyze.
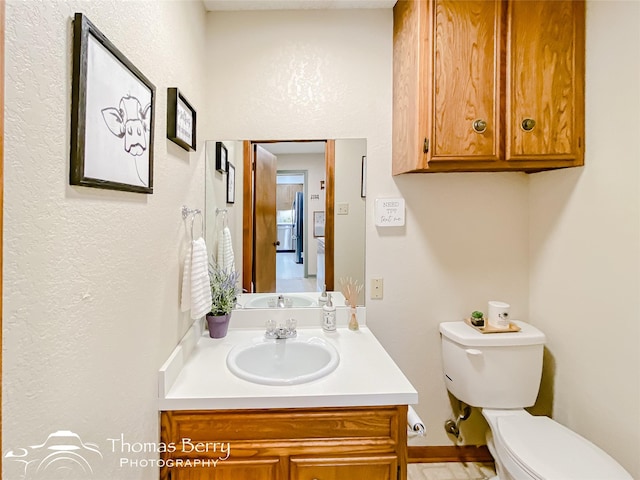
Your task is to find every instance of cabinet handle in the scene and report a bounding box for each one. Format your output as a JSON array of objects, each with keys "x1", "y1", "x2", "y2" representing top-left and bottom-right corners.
[
  {"x1": 472, "y1": 119, "x2": 487, "y2": 134},
  {"x1": 521, "y1": 118, "x2": 536, "y2": 132}
]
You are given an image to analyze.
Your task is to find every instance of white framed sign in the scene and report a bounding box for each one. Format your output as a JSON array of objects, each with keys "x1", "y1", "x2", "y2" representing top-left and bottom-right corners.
[{"x1": 374, "y1": 198, "x2": 405, "y2": 227}]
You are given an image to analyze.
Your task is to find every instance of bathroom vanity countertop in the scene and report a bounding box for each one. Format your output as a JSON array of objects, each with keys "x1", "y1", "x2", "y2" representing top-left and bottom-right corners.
[{"x1": 158, "y1": 325, "x2": 418, "y2": 410}]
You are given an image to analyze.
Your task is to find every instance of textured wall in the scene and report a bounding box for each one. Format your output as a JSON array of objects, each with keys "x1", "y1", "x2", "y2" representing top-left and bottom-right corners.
[
  {"x1": 528, "y1": 2, "x2": 640, "y2": 476},
  {"x1": 4, "y1": 1, "x2": 207, "y2": 478},
  {"x1": 203, "y1": 8, "x2": 530, "y2": 447}
]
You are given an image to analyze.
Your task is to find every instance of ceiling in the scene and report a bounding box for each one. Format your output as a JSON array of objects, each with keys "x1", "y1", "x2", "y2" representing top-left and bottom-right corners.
[{"x1": 203, "y1": 0, "x2": 396, "y2": 11}]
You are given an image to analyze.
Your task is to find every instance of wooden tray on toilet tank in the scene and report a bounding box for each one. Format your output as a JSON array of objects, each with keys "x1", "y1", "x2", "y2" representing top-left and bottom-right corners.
[{"x1": 464, "y1": 318, "x2": 521, "y2": 334}]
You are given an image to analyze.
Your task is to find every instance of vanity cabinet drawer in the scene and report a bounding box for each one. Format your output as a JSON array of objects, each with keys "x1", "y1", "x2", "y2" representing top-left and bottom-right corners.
[
  {"x1": 162, "y1": 406, "x2": 401, "y2": 454},
  {"x1": 290, "y1": 455, "x2": 398, "y2": 480}
]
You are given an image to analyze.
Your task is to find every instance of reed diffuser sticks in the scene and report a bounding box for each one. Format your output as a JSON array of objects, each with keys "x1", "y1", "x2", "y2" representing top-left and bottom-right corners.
[{"x1": 340, "y1": 277, "x2": 363, "y2": 330}]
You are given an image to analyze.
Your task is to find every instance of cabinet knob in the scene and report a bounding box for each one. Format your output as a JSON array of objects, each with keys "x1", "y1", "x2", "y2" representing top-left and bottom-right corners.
[
  {"x1": 472, "y1": 119, "x2": 487, "y2": 134},
  {"x1": 273, "y1": 240, "x2": 280, "y2": 247},
  {"x1": 521, "y1": 118, "x2": 536, "y2": 131}
]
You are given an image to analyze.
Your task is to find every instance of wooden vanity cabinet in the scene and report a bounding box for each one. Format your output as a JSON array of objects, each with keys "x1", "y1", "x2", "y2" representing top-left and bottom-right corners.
[
  {"x1": 160, "y1": 405, "x2": 407, "y2": 480},
  {"x1": 392, "y1": 0, "x2": 585, "y2": 174}
]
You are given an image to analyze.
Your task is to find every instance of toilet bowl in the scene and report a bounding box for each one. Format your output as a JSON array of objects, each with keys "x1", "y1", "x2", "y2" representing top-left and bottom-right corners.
[
  {"x1": 439, "y1": 321, "x2": 632, "y2": 480},
  {"x1": 483, "y1": 408, "x2": 631, "y2": 480}
]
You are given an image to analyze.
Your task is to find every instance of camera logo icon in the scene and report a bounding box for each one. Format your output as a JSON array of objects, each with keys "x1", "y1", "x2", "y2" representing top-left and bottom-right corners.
[{"x1": 4, "y1": 430, "x2": 102, "y2": 479}]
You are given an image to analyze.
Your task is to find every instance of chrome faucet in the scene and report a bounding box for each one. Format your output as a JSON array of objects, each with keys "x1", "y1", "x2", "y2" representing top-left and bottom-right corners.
[
  {"x1": 276, "y1": 294, "x2": 286, "y2": 308},
  {"x1": 265, "y1": 318, "x2": 297, "y2": 339}
]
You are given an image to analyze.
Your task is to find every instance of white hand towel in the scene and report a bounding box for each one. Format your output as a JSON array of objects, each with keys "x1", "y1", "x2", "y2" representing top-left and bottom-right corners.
[
  {"x1": 190, "y1": 237, "x2": 212, "y2": 319},
  {"x1": 217, "y1": 226, "x2": 235, "y2": 272},
  {"x1": 180, "y1": 245, "x2": 192, "y2": 312}
]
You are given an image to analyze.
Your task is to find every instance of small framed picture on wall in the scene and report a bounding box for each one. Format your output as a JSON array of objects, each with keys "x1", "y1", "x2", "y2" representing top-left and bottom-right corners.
[
  {"x1": 226, "y1": 163, "x2": 235, "y2": 204},
  {"x1": 167, "y1": 88, "x2": 196, "y2": 152},
  {"x1": 216, "y1": 142, "x2": 228, "y2": 173}
]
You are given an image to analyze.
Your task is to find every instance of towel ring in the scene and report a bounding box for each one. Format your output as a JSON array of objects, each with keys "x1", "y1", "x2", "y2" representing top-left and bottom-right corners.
[
  {"x1": 216, "y1": 208, "x2": 228, "y2": 229},
  {"x1": 190, "y1": 211, "x2": 204, "y2": 240}
]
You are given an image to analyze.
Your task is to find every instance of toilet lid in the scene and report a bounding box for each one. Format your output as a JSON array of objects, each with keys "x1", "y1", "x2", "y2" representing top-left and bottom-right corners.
[{"x1": 496, "y1": 415, "x2": 631, "y2": 480}]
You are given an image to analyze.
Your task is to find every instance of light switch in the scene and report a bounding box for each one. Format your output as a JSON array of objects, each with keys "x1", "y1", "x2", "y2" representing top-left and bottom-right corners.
[
  {"x1": 337, "y1": 203, "x2": 349, "y2": 215},
  {"x1": 371, "y1": 278, "x2": 383, "y2": 299}
]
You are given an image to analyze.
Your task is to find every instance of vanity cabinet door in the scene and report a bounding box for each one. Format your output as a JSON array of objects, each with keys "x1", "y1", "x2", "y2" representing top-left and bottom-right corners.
[
  {"x1": 169, "y1": 458, "x2": 282, "y2": 480},
  {"x1": 290, "y1": 455, "x2": 398, "y2": 480}
]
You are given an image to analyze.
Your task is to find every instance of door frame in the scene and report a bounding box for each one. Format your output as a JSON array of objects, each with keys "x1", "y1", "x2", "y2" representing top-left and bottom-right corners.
[{"x1": 242, "y1": 139, "x2": 335, "y2": 293}]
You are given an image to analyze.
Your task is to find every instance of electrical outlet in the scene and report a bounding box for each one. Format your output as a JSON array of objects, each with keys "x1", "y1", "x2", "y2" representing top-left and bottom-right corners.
[
  {"x1": 371, "y1": 278, "x2": 383, "y2": 299},
  {"x1": 337, "y1": 203, "x2": 349, "y2": 215}
]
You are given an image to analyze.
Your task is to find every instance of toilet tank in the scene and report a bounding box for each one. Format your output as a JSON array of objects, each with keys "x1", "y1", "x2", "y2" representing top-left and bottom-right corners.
[{"x1": 440, "y1": 321, "x2": 546, "y2": 409}]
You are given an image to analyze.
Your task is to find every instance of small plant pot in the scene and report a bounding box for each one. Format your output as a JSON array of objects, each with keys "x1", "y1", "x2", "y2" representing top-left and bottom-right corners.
[{"x1": 206, "y1": 313, "x2": 231, "y2": 338}]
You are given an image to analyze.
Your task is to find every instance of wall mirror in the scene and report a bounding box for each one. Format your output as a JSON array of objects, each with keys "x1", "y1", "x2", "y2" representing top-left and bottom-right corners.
[{"x1": 205, "y1": 139, "x2": 366, "y2": 306}]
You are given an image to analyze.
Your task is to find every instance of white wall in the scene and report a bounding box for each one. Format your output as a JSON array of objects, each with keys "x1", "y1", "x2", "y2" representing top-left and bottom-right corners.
[
  {"x1": 3, "y1": 1, "x2": 207, "y2": 478},
  {"x1": 528, "y1": 1, "x2": 640, "y2": 476},
  {"x1": 334, "y1": 138, "x2": 366, "y2": 290},
  {"x1": 203, "y1": 8, "x2": 530, "y2": 448}
]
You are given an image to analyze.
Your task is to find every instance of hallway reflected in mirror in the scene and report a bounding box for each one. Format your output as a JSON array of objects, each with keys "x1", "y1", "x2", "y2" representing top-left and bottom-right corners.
[{"x1": 276, "y1": 252, "x2": 318, "y2": 293}]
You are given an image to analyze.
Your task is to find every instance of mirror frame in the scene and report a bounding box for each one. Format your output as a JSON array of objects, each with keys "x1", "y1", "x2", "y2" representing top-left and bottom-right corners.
[{"x1": 242, "y1": 140, "x2": 335, "y2": 293}]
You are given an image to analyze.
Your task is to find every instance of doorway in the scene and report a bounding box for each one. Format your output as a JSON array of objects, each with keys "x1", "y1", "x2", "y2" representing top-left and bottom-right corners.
[
  {"x1": 275, "y1": 170, "x2": 315, "y2": 292},
  {"x1": 242, "y1": 140, "x2": 335, "y2": 294}
]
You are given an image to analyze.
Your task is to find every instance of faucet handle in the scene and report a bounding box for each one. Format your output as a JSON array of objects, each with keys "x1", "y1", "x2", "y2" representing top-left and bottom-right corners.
[
  {"x1": 265, "y1": 319, "x2": 276, "y2": 334},
  {"x1": 286, "y1": 318, "x2": 297, "y2": 331}
]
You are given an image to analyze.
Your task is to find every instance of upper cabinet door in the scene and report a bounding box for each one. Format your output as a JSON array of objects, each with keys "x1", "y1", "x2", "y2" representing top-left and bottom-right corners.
[
  {"x1": 431, "y1": 0, "x2": 501, "y2": 163},
  {"x1": 393, "y1": 0, "x2": 429, "y2": 174},
  {"x1": 506, "y1": 0, "x2": 585, "y2": 165}
]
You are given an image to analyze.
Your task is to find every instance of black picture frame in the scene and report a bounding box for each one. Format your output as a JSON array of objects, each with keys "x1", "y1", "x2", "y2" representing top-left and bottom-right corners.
[
  {"x1": 70, "y1": 13, "x2": 155, "y2": 194},
  {"x1": 227, "y1": 163, "x2": 235, "y2": 204},
  {"x1": 167, "y1": 88, "x2": 196, "y2": 152},
  {"x1": 216, "y1": 142, "x2": 228, "y2": 173}
]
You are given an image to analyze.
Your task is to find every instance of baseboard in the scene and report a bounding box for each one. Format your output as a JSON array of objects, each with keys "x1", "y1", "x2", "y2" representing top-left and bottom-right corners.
[{"x1": 407, "y1": 445, "x2": 493, "y2": 463}]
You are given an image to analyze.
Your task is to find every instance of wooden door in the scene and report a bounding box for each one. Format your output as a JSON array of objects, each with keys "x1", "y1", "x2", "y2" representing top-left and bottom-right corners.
[
  {"x1": 290, "y1": 455, "x2": 398, "y2": 480},
  {"x1": 253, "y1": 145, "x2": 278, "y2": 292},
  {"x1": 431, "y1": 0, "x2": 502, "y2": 163},
  {"x1": 170, "y1": 458, "x2": 281, "y2": 480},
  {"x1": 506, "y1": 0, "x2": 585, "y2": 164}
]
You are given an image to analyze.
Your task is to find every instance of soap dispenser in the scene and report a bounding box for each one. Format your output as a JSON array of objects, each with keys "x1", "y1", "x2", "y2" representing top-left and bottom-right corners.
[
  {"x1": 322, "y1": 293, "x2": 336, "y2": 332},
  {"x1": 318, "y1": 284, "x2": 328, "y2": 307}
]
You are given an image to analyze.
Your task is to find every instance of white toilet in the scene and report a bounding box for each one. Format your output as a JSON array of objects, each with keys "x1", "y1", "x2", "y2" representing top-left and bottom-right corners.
[{"x1": 439, "y1": 320, "x2": 632, "y2": 480}]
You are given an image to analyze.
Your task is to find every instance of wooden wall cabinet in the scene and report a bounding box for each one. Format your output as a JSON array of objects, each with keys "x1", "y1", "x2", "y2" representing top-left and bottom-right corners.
[
  {"x1": 160, "y1": 406, "x2": 407, "y2": 480},
  {"x1": 392, "y1": 0, "x2": 585, "y2": 174}
]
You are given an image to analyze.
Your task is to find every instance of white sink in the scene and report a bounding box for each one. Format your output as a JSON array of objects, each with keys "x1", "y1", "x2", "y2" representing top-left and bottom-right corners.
[
  {"x1": 226, "y1": 336, "x2": 340, "y2": 385},
  {"x1": 239, "y1": 293, "x2": 316, "y2": 308}
]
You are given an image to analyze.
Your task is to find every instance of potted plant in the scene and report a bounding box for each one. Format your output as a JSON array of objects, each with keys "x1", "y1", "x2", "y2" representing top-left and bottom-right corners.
[
  {"x1": 470, "y1": 310, "x2": 485, "y2": 327},
  {"x1": 206, "y1": 262, "x2": 240, "y2": 338}
]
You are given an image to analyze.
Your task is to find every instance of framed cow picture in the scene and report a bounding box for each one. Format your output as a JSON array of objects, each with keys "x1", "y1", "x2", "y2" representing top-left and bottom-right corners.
[{"x1": 70, "y1": 13, "x2": 155, "y2": 194}]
